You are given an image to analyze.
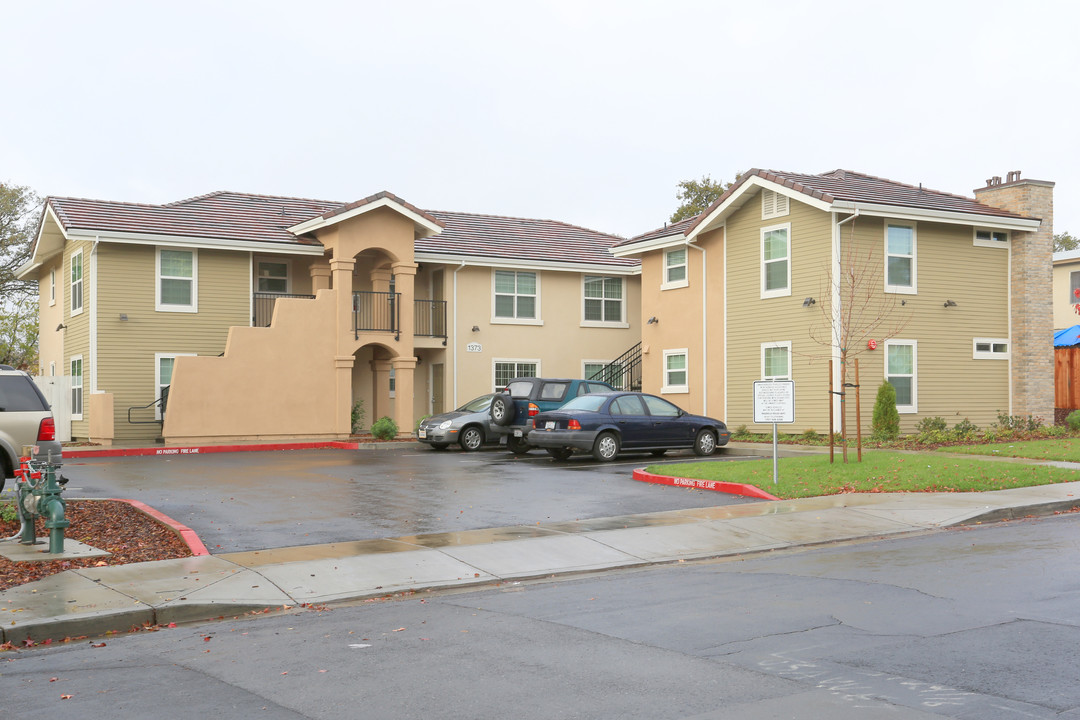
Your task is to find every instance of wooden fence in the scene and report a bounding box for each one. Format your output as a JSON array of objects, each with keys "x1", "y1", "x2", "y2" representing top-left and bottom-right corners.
[{"x1": 1055, "y1": 347, "x2": 1080, "y2": 410}]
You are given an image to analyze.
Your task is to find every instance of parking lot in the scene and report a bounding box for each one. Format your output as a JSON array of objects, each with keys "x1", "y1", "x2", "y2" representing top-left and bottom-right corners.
[{"x1": 58, "y1": 445, "x2": 763, "y2": 552}]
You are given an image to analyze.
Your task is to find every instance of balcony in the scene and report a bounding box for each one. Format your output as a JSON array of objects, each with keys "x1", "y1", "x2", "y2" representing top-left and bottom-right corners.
[{"x1": 253, "y1": 292, "x2": 447, "y2": 343}]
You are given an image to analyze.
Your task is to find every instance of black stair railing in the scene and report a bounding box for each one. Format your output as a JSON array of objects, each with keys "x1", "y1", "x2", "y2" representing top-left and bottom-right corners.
[{"x1": 589, "y1": 342, "x2": 642, "y2": 391}]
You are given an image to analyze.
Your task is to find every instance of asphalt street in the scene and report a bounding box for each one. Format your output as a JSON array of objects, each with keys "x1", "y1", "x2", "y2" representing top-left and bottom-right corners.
[
  {"x1": 58, "y1": 446, "x2": 762, "y2": 552},
  {"x1": 4, "y1": 512, "x2": 1078, "y2": 719}
]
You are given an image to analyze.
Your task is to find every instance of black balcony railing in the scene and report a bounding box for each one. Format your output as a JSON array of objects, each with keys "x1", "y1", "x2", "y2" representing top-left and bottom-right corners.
[
  {"x1": 415, "y1": 299, "x2": 447, "y2": 339},
  {"x1": 253, "y1": 292, "x2": 316, "y2": 327},
  {"x1": 354, "y1": 291, "x2": 401, "y2": 339}
]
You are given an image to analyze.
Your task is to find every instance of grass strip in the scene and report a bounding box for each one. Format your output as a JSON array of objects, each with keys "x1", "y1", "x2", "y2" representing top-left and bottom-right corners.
[
  {"x1": 647, "y1": 451, "x2": 1080, "y2": 500},
  {"x1": 942, "y1": 438, "x2": 1080, "y2": 462}
]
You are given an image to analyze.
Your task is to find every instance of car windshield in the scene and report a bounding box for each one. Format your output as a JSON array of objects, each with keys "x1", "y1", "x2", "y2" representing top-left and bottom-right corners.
[
  {"x1": 458, "y1": 394, "x2": 496, "y2": 413},
  {"x1": 557, "y1": 395, "x2": 606, "y2": 413}
]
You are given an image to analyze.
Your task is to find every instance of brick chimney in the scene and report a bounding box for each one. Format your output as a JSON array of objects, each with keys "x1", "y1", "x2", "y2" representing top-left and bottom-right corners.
[{"x1": 974, "y1": 171, "x2": 1055, "y2": 421}]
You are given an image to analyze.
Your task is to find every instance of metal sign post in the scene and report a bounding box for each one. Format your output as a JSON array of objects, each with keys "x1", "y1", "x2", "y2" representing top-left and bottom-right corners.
[{"x1": 753, "y1": 380, "x2": 795, "y2": 485}]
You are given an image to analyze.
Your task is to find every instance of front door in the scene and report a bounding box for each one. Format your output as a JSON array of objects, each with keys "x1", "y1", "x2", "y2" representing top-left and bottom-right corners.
[{"x1": 431, "y1": 363, "x2": 445, "y2": 415}]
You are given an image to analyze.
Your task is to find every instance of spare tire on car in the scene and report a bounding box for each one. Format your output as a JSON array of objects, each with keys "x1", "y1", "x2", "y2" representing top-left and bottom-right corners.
[{"x1": 490, "y1": 393, "x2": 516, "y2": 426}]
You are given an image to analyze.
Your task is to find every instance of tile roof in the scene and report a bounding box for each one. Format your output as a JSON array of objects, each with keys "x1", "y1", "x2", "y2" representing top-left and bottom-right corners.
[
  {"x1": 618, "y1": 215, "x2": 698, "y2": 246},
  {"x1": 420, "y1": 210, "x2": 636, "y2": 268},
  {"x1": 44, "y1": 192, "x2": 636, "y2": 268}
]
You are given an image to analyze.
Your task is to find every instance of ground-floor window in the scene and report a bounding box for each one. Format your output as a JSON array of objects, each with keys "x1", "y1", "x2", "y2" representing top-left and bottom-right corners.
[
  {"x1": 885, "y1": 340, "x2": 917, "y2": 412},
  {"x1": 70, "y1": 356, "x2": 83, "y2": 420},
  {"x1": 973, "y1": 338, "x2": 1009, "y2": 360},
  {"x1": 761, "y1": 341, "x2": 792, "y2": 380},
  {"x1": 156, "y1": 353, "x2": 196, "y2": 420},
  {"x1": 662, "y1": 349, "x2": 688, "y2": 393},
  {"x1": 494, "y1": 360, "x2": 538, "y2": 391}
]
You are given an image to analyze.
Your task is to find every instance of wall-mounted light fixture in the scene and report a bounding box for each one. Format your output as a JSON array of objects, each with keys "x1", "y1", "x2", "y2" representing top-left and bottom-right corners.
[
  {"x1": 943, "y1": 300, "x2": 958, "y2": 308},
  {"x1": 119, "y1": 313, "x2": 128, "y2": 321},
  {"x1": 802, "y1": 297, "x2": 816, "y2": 307},
  {"x1": 55, "y1": 323, "x2": 67, "y2": 332},
  {"x1": 471, "y1": 325, "x2": 480, "y2": 332},
  {"x1": 646, "y1": 316, "x2": 658, "y2": 325}
]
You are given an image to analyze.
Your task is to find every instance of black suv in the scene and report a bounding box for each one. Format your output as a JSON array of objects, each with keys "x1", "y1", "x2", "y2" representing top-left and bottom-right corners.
[
  {"x1": 0, "y1": 366, "x2": 63, "y2": 492},
  {"x1": 489, "y1": 377, "x2": 614, "y2": 454}
]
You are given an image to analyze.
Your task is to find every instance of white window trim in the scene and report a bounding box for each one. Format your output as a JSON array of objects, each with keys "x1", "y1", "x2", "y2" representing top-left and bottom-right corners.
[
  {"x1": 661, "y1": 247, "x2": 689, "y2": 290},
  {"x1": 884, "y1": 339, "x2": 917, "y2": 413},
  {"x1": 973, "y1": 228, "x2": 1010, "y2": 249},
  {"x1": 761, "y1": 189, "x2": 790, "y2": 220},
  {"x1": 760, "y1": 341, "x2": 793, "y2": 380},
  {"x1": 156, "y1": 247, "x2": 199, "y2": 313},
  {"x1": 70, "y1": 248, "x2": 84, "y2": 316},
  {"x1": 582, "y1": 360, "x2": 608, "y2": 378},
  {"x1": 884, "y1": 221, "x2": 917, "y2": 295},
  {"x1": 155, "y1": 352, "x2": 196, "y2": 420},
  {"x1": 581, "y1": 275, "x2": 628, "y2": 328},
  {"x1": 491, "y1": 269, "x2": 542, "y2": 325},
  {"x1": 661, "y1": 348, "x2": 689, "y2": 394},
  {"x1": 49, "y1": 269, "x2": 56, "y2": 306},
  {"x1": 48, "y1": 361, "x2": 55, "y2": 377},
  {"x1": 256, "y1": 259, "x2": 292, "y2": 294},
  {"x1": 973, "y1": 337, "x2": 1010, "y2": 360},
  {"x1": 493, "y1": 358, "x2": 541, "y2": 391},
  {"x1": 70, "y1": 355, "x2": 84, "y2": 420},
  {"x1": 760, "y1": 222, "x2": 792, "y2": 299}
]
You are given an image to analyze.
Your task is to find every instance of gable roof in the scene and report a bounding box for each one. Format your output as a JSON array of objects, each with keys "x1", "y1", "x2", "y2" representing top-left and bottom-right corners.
[
  {"x1": 418, "y1": 210, "x2": 636, "y2": 270},
  {"x1": 24, "y1": 190, "x2": 635, "y2": 274},
  {"x1": 613, "y1": 168, "x2": 1043, "y2": 255}
]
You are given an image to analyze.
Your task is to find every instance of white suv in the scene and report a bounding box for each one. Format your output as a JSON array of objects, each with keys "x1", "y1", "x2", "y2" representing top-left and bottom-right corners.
[{"x1": 0, "y1": 366, "x2": 62, "y2": 492}]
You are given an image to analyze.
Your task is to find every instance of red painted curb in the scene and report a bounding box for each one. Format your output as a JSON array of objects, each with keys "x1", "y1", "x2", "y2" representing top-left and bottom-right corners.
[
  {"x1": 64, "y1": 441, "x2": 360, "y2": 459},
  {"x1": 633, "y1": 468, "x2": 781, "y2": 501},
  {"x1": 112, "y1": 498, "x2": 211, "y2": 556}
]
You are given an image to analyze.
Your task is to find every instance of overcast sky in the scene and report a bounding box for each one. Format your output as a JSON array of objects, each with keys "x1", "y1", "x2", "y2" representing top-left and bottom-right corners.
[{"x1": 3, "y1": 0, "x2": 1077, "y2": 240}]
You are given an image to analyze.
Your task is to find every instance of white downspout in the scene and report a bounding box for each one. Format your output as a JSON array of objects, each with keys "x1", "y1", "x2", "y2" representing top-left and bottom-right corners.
[
  {"x1": 452, "y1": 260, "x2": 467, "y2": 408},
  {"x1": 833, "y1": 209, "x2": 859, "y2": 422},
  {"x1": 686, "y1": 239, "x2": 707, "y2": 415},
  {"x1": 90, "y1": 236, "x2": 100, "y2": 395}
]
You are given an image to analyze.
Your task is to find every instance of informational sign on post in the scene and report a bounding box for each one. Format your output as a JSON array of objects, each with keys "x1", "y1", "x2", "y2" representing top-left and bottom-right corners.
[{"x1": 753, "y1": 380, "x2": 795, "y2": 485}]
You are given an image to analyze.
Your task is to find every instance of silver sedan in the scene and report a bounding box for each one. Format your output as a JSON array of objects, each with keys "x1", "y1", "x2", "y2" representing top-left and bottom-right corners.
[{"x1": 415, "y1": 394, "x2": 500, "y2": 451}]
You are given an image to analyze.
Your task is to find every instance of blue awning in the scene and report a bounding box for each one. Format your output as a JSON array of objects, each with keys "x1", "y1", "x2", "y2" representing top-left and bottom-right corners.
[{"x1": 1054, "y1": 325, "x2": 1080, "y2": 347}]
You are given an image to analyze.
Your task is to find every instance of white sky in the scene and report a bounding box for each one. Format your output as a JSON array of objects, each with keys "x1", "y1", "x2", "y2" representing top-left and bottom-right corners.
[{"x1": 3, "y1": 0, "x2": 1077, "y2": 239}]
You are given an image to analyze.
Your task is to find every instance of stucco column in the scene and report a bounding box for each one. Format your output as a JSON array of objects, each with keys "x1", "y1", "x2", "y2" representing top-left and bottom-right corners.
[
  {"x1": 371, "y1": 359, "x2": 393, "y2": 423},
  {"x1": 331, "y1": 258, "x2": 356, "y2": 348},
  {"x1": 310, "y1": 263, "x2": 332, "y2": 293},
  {"x1": 392, "y1": 262, "x2": 417, "y2": 344},
  {"x1": 370, "y1": 267, "x2": 393, "y2": 293},
  {"x1": 335, "y1": 355, "x2": 355, "y2": 437},
  {"x1": 392, "y1": 356, "x2": 418, "y2": 436}
]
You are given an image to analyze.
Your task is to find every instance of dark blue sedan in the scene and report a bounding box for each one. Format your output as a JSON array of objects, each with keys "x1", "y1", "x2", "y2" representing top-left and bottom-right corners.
[{"x1": 529, "y1": 392, "x2": 731, "y2": 461}]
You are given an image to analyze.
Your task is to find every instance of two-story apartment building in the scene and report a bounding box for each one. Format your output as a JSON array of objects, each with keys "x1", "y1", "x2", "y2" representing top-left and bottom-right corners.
[
  {"x1": 1053, "y1": 249, "x2": 1080, "y2": 331},
  {"x1": 18, "y1": 190, "x2": 640, "y2": 444},
  {"x1": 612, "y1": 169, "x2": 1053, "y2": 435}
]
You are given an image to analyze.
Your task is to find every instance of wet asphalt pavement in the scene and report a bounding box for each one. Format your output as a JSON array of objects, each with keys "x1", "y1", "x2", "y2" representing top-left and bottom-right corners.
[{"x1": 58, "y1": 446, "x2": 763, "y2": 552}]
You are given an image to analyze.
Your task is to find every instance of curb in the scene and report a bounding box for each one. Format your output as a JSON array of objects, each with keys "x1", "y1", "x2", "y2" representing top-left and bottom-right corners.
[
  {"x1": 112, "y1": 498, "x2": 210, "y2": 556},
  {"x1": 632, "y1": 468, "x2": 781, "y2": 500},
  {"x1": 62, "y1": 440, "x2": 417, "y2": 459}
]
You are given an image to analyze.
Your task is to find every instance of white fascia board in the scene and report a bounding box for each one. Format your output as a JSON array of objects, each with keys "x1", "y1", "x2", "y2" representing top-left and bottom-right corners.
[
  {"x1": 1054, "y1": 249, "x2": 1080, "y2": 263},
  {"x1": 18, "y1": 206, "x2": 69, "y2": 278},
  {"x1": 609, "y1": 234, "x2": 687, "y2": 258},
  {"x1": 288, "y1": 197, "x2": 443, "y2": 238},
  {"x1": 414, "y1": 252, "x2": 640, "y2": 275},
  {"x1": 829, "y1": 201, "x2": 1042, "y2": 231},
  {"x1": 686, "y1": 175, "x2": 832, "y2": 242},
  {"x1": 65, "y1": 229, "x2": 326, "y2": 256}
]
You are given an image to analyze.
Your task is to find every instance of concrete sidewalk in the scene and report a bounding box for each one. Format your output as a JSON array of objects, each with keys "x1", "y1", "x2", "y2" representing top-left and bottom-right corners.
[{"x1": 2, "y1": 472, "x2": 1079, "y2": 645}]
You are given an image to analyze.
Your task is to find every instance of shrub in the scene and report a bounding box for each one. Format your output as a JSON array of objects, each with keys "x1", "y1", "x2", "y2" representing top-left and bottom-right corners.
[
  {"x1": 1067, "y1": 410, "x2": 1080, "y2": 432},
  {"x1": 951, "y1": 418, "x2": 980, "y2": 440},
  {"x1": 870, "y1": 381, "x2": 901, "y2": 441},
  {"x1": 0, "y1": 500, "x2": 16, "y2": 523},
  {"x1": 415, "y1": 414, "x2": 431, "y2": 432},
  {"x1": 800, "y1": 428, "x2": 820, "y2": 442},
  {"x1": 351, "y1": 400, "x2": 366, "y2": 435},
  {"x1": 371, "y1": 416, "x2": 399, "y2": 440},
  {"x1": 992, "y1": 412, "x2": 1044, "y2": 434},
  {"x1": 732, "y1": 424, "x2": 752, "y2": 440}
]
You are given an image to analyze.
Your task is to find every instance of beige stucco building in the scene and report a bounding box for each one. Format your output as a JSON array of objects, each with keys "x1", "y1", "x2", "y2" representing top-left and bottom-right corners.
[
  {"x1": 612, "y1": 169, "x2": 1054, "y2": 435},
  {"x1": 19, "y1": 190, "x2": 640, "y2": 444},
  {"x1": 1053, "y1": 249, "x2": 1080, "y2": 331}
]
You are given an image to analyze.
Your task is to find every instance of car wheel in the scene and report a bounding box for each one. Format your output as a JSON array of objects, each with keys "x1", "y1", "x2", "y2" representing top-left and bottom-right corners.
[
  {"x1": 592, "y1": 432, "x2": 620, "y2": 462},
  {"x1": 459, "y1": 427, "x2": 484, "y2": 452},
  {"x1": 507, "y1": 435, "x2": 531, "y2": 455},
  {"x1": 546, "y1": 448, "x2": 573, "y2": 461},
  {"x1": 490, "y1": 395, "x2": 516, "y2": 426},
  {"x1": 430, "y1": 443, "x2": 450, "y2": 450},
  {"x1": 650, "y1": 449, "x2": 667, "y2": 457},
  {"x1": 693, "y1": 429, "x2": 717, "y2": 456}
]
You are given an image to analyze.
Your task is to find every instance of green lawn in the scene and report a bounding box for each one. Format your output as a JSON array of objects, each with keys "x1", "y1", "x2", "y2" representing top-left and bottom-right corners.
[
  {"x1": 943, "y1": 438, "x2": 1080, "y2": 462},
  {"x1": 647, "y1": 448, "x2": 1080, "y2": 500}
]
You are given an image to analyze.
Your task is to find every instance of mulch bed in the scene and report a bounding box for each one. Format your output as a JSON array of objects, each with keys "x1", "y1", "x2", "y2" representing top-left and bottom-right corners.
[{"x1": 0, "y1": 500, "x2": 193, "y2": 592}]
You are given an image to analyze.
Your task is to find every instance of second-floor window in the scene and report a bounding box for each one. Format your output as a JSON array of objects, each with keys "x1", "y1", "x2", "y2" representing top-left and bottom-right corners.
[
  {"x1": 583, "y1": 275, "x2": 624, "y2": 324},
  {"x1": 886, "y1": 222, "x2": 916, "y2": 293},
  {"x1": 761, "y1": 223, "x2": 790, "y2": 298},
  {"x1": 70, "y1": 249, "x2": 83, "y2": 315},
  {"x1": 494, "y1": 270, "x2": 537, "y2": 321},
  {"x1": 157, "y1": 248, "x2": 198, "y2": 312},
  {"x1": 663, "y1": 248, "x2": 688, "y2": 289},
  {"x1": 257, "y1": 261, "x2": 289, "y2": 293}
]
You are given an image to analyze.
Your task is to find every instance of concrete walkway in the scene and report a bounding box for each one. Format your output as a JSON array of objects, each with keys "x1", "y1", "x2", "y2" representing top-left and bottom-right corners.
[{"x1": 1, "y1": 441, "x2": 1078, "y2": 645}]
